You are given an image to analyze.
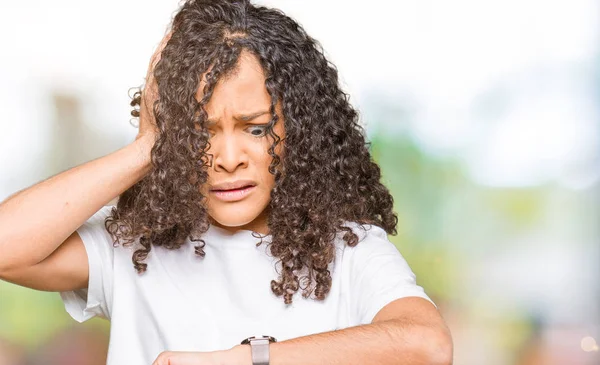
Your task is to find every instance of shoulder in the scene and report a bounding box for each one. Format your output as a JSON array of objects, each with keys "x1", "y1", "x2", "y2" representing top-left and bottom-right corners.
[
  {"x1": 337, "y1": 220, "x2": 397, "y2": 255},
  {"x1": 339, "y1": 220, "x2": 390, "y2": 244},
  {"x1": 337, "y1": 221, "x2": 417, "y2": 284}
]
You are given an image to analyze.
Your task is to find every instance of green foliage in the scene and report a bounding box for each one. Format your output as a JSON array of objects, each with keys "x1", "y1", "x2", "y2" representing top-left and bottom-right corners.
[
  {"x1": 0, "y1": 281, "x2": 108, "y2": 349},
  {"x1": 370, "y1": 131, "x2": 463, "y2": 300}
]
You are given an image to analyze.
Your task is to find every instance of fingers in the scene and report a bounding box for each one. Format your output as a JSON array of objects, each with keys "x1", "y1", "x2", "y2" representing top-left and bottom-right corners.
[
  {"x1": 142, "y1": 31, "x2": 172, "y2": 111},
  {"x1": 137, "y1": 30, "x2": 174, "y2": 141},
  {"x1": 148, "y1": 30, "x2": 174, "y2": 77}
]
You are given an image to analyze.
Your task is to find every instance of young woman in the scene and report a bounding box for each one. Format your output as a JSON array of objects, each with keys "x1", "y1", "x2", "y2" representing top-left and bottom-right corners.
[{"x1": 0, "y1": 1, "x2": 452, "y2": 364}]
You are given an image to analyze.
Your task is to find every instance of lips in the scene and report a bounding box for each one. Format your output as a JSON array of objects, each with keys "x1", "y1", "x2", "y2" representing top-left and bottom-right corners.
[
  {"x1": 212, "y1": 185, "x2": 253, "y2": 192},
  {"x1": 209, "y1": 180, "x2": 257, "y2": 192},
  {"x1": 209, "y1": 182, "x2": 256, "y2": 202}
]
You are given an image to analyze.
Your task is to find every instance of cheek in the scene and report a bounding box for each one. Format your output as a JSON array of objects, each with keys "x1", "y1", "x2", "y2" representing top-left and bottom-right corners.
[{"x1": 253, "y1": 149, "x2": 276, "y2": 186}]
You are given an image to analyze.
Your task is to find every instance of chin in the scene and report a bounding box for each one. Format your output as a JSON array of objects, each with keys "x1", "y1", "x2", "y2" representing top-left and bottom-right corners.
[{"x1": 208, "y1": 201, "x2": 266, "y2": 229}]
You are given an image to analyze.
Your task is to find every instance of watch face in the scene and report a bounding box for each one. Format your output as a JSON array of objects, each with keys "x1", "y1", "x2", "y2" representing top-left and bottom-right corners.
[{"x1": 241, "y1": 335, "x2": 277, "y2": 345}]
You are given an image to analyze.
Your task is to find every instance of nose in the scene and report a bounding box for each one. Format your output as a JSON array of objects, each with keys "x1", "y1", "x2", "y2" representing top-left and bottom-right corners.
[{"x1": 211, "y1": 134, "x2": 248, "y2": 173}]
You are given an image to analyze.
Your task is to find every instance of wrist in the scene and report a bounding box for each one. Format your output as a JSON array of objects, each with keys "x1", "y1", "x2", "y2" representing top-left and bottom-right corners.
[
  {"x1": 222, "y1": 344, "x2": 251, "y2": 365},
  {"x1": 132, "y1": 134, "x2": 155, "y2": 172}
]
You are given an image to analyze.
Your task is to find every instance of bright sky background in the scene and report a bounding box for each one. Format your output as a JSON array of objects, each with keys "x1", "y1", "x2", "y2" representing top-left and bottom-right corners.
[{"x1": 0, "y1": 0, "x2": 598, "y2": 195}]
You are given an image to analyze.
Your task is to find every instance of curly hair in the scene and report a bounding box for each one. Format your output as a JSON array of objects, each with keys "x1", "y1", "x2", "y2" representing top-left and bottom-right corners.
[{"x1": 106, "y1": 0, "x2": 398, "y2": 305}]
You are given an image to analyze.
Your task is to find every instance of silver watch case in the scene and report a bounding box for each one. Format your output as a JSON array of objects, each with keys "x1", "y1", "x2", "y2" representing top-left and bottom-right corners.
[{"x1": 240, "y1": 335, "x2": 277, "y2": 365}]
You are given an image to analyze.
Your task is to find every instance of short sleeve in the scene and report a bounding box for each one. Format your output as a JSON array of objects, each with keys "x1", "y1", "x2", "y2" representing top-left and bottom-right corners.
[
  {"x1": 59, "y1": 205, "x2": 116, "y2": 322},
  {"x1": 344, "y1": 223, "x2": 437, "y2": 325}
]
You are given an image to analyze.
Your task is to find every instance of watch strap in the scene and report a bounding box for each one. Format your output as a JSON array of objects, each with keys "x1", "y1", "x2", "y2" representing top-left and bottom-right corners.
[
  {"x1": 241, "y1": 335, "x2": 277, "y2": 365},
  {"x1": 250, "y1": 337, "x2": 270, "y2": 365}
]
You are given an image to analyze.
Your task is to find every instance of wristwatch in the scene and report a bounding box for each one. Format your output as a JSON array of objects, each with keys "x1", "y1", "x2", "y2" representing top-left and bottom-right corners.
[{"x1": 240, "y1": 335, "x2": 277, "y2": 365}]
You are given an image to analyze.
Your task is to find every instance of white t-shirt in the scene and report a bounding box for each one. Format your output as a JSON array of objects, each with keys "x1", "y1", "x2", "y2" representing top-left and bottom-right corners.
[{"x1": 60, "y1": 205, "x2": 435, "y2": 365}]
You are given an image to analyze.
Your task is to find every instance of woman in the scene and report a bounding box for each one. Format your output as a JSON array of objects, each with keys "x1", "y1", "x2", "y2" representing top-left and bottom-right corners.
[{"x1": 0, "y1": 1, "x2": 452, "y2": 364}]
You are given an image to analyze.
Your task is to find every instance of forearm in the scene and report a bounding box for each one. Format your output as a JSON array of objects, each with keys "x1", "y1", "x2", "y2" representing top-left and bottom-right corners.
[
  {"x1": 230, "y1": 320, "x2": 453, "y2": 365},
  {"x1": 0, "y1": 136, "x2": 153, "y2": 271}
]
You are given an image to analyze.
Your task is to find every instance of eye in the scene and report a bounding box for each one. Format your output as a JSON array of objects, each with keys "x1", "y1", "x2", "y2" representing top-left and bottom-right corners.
[{"x1": 247, "y1": 124, "x2": 269, "y2": 137}]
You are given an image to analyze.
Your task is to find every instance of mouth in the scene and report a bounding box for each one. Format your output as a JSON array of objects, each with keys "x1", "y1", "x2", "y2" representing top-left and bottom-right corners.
[
  {"x1": 210, "y1": 184, "x2": 254, "y2": 192},
  {"x1": 209, "y1": 183, "x2": 256, "y2": 202}
]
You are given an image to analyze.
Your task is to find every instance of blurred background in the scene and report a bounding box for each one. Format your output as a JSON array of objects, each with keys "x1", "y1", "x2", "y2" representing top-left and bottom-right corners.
[{"x1": 0, "y1": 0, "x2": 598, "y2": 364}]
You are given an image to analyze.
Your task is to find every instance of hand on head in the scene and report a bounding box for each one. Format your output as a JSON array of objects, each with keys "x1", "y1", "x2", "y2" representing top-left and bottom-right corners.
[{"x1": 136, "y1": 30, "x2": 173, "y2": 144}]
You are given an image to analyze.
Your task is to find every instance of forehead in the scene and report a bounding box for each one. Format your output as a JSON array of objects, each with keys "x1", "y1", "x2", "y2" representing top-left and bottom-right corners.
[{"x1": 195, "y1": 50, "x2": 271, "y2": 115}]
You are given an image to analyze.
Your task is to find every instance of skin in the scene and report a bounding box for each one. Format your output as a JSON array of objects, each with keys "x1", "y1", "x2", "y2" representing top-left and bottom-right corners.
[
  {"x1": 0, "y1": 28, "x2": 451, "y2": 365},
  {"x1": 196, "y1": 50, "x2": 285, "y2": 235}
]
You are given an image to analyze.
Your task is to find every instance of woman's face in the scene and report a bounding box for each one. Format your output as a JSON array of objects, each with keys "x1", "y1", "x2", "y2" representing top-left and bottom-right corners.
[{"x1": 196, "y1": 50, "x2": 285, "y2": 235}]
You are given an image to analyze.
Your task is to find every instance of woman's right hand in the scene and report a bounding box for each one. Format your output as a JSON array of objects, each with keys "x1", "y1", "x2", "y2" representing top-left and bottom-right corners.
[{"x1": 135, "y1": 31, "x2": 173, "y2": 145}]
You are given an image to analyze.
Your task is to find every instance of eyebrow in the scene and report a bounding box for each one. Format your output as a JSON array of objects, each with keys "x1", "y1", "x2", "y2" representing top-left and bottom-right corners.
[{"x1": 206, "y1": 110, "x2": 270, "y2": 126}]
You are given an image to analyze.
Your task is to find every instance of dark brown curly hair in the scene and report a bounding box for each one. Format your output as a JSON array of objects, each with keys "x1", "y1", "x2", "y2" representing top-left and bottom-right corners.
[{"x1": 106, "y1": 0, "x2": 398, "y2": 305}]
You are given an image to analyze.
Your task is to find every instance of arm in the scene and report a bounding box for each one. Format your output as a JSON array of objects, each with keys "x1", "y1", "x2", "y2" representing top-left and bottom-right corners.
[
  {"x1": 241, "y1": 297, "x2": 452, "y2": 365},
  {"x1": 0, "y1": 137, "x2": 153, "y2": 291},
  {"x1": 0, "y1": 30, "x2": 170, "y2": 291},
  {"x1": 153, "y1": 297, "x2": 453, "y2": 365}
]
